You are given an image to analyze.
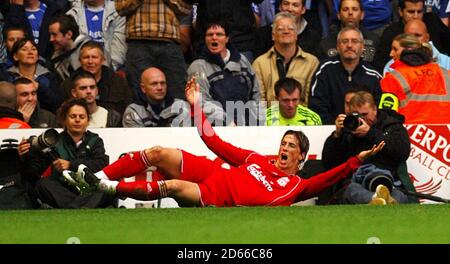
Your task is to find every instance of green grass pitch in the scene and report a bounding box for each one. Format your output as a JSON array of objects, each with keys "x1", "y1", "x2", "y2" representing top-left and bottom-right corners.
[{"x1": 1, "y1": 204, "x2": 449, "y2": 244}]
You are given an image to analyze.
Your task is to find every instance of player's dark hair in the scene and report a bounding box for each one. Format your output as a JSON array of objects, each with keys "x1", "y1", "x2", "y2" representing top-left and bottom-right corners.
[
  {"x1": 282, "y1": 130, "x2": 309, "y2": 161},
  {"x1": 279, "y1": 0, "x2": 307, "y2": 6}
]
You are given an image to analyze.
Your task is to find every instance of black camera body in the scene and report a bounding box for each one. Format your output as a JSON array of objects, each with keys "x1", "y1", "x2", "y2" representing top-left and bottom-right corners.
[
  {"x1": 28, "y1": 128, "x2": 60, "y2": 153},
  {"x1": 343, "y1": 113, "x2": 363, "y2": 131}
]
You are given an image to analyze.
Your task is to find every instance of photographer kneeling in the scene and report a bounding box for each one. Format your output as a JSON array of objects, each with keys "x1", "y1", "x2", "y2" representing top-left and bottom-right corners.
[
  {"x1": 321, "y1": 91, "x2": 413, "y2": 205},
  {"x1": 18, "y1": 98, "x2": 116, "y2": 208}
]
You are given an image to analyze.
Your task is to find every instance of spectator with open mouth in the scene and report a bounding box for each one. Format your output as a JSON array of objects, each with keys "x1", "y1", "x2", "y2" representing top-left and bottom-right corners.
[{"x1": 187, "y1": 19, "x2": 260, "y2": 126}]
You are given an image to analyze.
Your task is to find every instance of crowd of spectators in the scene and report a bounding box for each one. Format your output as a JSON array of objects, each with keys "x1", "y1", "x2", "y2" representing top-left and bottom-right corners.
[{"x1": 0, "y1": 0, "x2": 448, "y2": 128}]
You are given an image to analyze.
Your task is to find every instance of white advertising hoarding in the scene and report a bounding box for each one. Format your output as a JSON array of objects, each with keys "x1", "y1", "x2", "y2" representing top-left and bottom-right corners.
[{"x1": 1, "y1": 125, "x2": 449, "y2": 206}]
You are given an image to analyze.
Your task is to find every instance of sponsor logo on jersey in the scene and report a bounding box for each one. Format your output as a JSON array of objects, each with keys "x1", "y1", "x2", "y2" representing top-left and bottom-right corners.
[
  {"x1": 88, "y1": 30, "x2": 104, "y2": 42},
  {"x1": 247, "y1": 164, "x2": 273, "y2": 191},
  {"x1": 277, "y1": 177, "x2": 289, "y2": 187}
]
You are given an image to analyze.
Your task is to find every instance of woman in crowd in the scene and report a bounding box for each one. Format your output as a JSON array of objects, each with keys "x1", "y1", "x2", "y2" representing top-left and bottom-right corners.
[
  {"x1": 7, "y1": 38, "x2": 63, "y2": 113},
  {"x1": 383, "y1": 33, "x2": 422, "y2": 75},
  {"x1": 380, "y1": 34, "x2": 450, "y2": 124}
]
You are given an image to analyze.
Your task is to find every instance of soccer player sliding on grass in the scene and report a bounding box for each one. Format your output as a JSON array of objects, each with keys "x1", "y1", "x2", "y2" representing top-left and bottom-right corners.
[{"x1": 63, "y1": 78, "x2": 385, "y2": 207}]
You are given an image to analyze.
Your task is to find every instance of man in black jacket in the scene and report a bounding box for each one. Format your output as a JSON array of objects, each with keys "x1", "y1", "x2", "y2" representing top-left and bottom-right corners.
[
  {"x1": 316, "y1": 0, "x2": 379, "y2": 64},
  {"x1": 308, "y1": 26, "x2": 382, "y2": 125},
  {"x1": 321, "y1": 91, "x2": 411, "y2": 205}
]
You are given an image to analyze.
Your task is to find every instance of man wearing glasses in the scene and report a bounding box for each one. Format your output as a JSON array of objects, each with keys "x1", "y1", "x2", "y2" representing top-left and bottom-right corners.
[
  {"x1": 255, "y1": 0, "x2": 322, "y2": 58},
  {"x1": 187, "y1": 19, "x2": 260, "y2": 126},
  {"x1": 253, "y1": 11, "x2": 319, "y2": 106},
  {"x1": 309, "y1": 26, "x2": 382, "y2": 124},
  {"x1": 316, "y1": 0, "x2": 379, "y2": 63}
]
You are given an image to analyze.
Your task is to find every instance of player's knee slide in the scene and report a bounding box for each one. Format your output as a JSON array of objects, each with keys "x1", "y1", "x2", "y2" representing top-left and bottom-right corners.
[{"x1": 145, "y1": 146, "x2": 164, "y2": 164}]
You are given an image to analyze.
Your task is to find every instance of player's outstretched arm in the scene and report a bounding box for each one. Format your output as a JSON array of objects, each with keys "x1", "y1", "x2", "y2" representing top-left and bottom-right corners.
[
  {"x1": 185, "y1": 77, "x2": 201, "y2": 107},
  {"x1": 297, "y1": 141, "x2": 385, "y2": 200},
  {"x1": 185, "y1": 77, "x2": 254, "y2": 166}
]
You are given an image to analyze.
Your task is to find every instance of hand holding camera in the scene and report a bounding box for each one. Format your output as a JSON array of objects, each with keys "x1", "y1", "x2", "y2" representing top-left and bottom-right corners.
[
  {"x1": 343, "y1": 113, "x2": 363, "y2": 131},
  {"x1": 17, "y1": 138, "x2": 31, "y2": 157},
  {"x1": 17, "y1": 129, "x2": 60, "y2": 160},
  {"x1": 27, "y1": 128, "x2": 59, "y2": 153},
  {"x1": 343, "y1": 113, "x2": 370, "y2": 137},
  {"x1": 334, "y1": 114, "x2": 347, "y2": 138}
]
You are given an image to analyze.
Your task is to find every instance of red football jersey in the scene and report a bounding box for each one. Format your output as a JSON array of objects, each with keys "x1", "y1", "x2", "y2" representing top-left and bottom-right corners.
[{"x1": 184, "y1": 112, "x2": 362, "y2": 207}]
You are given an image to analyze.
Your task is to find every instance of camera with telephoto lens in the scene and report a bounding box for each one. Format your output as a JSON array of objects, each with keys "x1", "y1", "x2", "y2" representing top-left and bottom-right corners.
[
  {"x1": 28, "y1": 128, "x2": 60, "y2": 153},
  {"x1": 353, "y1": 164, "x2": 395, "y2": 193},
  {"x1": 343, "y1": 113, "x2": 363, "y2": 131},
  {"x1": 365, "y1": 174, "x2": 393, "y2": 193}
]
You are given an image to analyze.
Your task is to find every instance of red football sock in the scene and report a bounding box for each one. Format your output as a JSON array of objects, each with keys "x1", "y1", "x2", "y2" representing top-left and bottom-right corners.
[
  {"x1": 103, "y1": 151, "x2": 149, "y2": 180},
  {"x1": 116, "y1": 181, "x2": 168, "y2": 201}
]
